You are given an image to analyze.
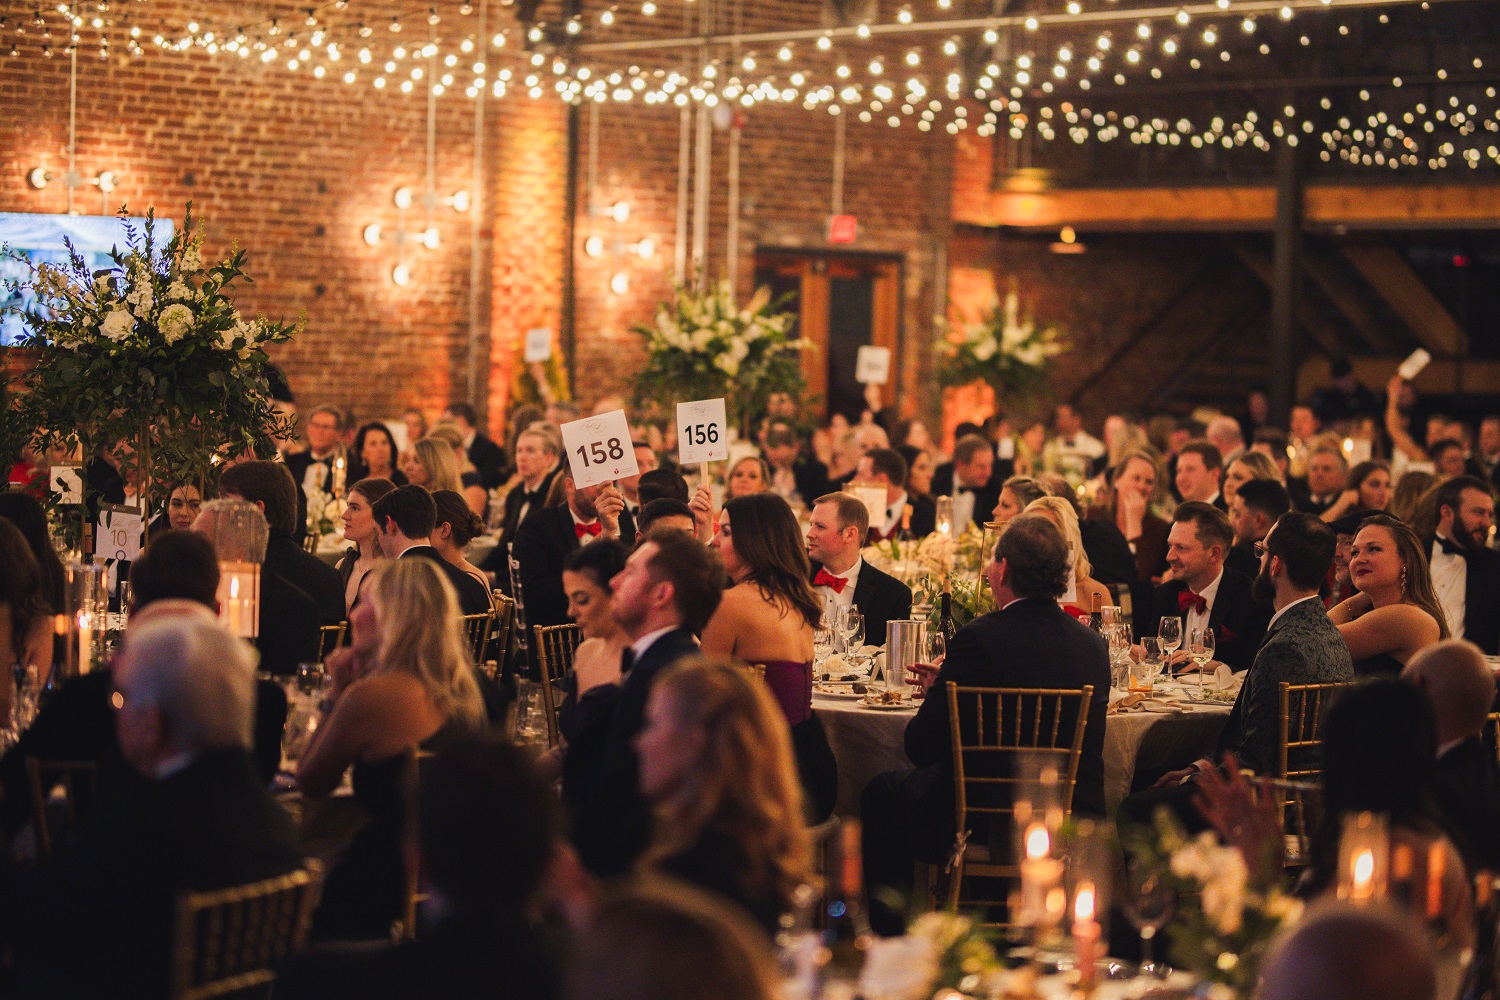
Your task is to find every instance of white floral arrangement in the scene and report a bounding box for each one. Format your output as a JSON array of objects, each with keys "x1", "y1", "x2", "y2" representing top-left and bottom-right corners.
[
  {"x1": 862, "y1": 525, "x2": 995, "y2": 627},
  {"x1": 632, "y1": 279, "x2": 809, "y2": 435},
  {"x1": 305, "y1": 488, "x2": 348, "y2": 542},
  {"x1": 859, "y1": 912, "x2": 1001, "y2": 1000},
  {"x1": 936, "y1": 290, "x2": 1065, "y2": 399}
]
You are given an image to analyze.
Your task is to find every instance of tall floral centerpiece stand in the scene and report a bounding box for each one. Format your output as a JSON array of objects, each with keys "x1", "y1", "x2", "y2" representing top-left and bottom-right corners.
[
  {"x1": 3, "y1": 206, "x2": 297, "y2": 537},
  {"x1": 936, "y1": 289, "x2": 1066, "y2": 416},
  {"x1": 632, "y1": 279, "x2": 809, "y2": 441}
]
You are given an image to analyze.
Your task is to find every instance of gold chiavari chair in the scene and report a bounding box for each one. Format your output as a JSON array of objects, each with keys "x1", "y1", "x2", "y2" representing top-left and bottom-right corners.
[
  {"x1": 396, "y1": 747, "x2": 437, "y2": 941},
  {"x1": 1488, "y1": 712, "x2": 1500, "y2": 771},
  {"x1": 531, "y1": 624, "x2": 584, "y2": 746},
  {"x1": 488, "y1": 594, "x2": 516, "y2": 676},
  {"x1": 459, "y1": 611, "x2": 495, "y2": 665},
  {"x1": 316, "y1": 622, "x2": 347, "y2": 662},
  {"x1": 26, "y1": 757, "x2": 98, "y2": 859},
  {"x1": 1277, "y1": 680, "x2": 1354, "y2": 865},
  {"x1": 170, "y1": 861, "x2": 324, "y2": 1000},
  {"x1": 301, "y1": 533, "x2": 319, "y2": 554},
  {"x1": 942, "y1": 684, "x2": 1093, "y2": 919}
]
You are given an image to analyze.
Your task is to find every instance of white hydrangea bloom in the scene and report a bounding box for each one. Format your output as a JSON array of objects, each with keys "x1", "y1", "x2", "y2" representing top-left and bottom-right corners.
[{"x1": 158, "y1": 303, "x2": 195, "y2": 344}]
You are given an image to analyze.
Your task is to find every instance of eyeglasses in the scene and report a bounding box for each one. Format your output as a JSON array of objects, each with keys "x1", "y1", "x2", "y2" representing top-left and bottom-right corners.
[{"x1": 1254, "y1": 541, "x2": 1268, "y2": 559}]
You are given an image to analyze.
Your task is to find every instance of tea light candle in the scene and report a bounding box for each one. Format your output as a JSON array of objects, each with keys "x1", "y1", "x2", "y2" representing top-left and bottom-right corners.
[
  {"x1": 217, "y1": 561, "x2": 260, "y2": 639},
  {"x1": 1072, "y1": 881, "x2": 1101, "y2": 992},
  {"x1": 1019, "y1": 822, "x2": 1064, "y2": 928},
  {"x1": 76, "y1": 610, "x2": 94, "y2": 675},
  {"x1": 1338, "y1": 811, "x2": 1389, "y2": 904},
  {"x1": 332, "y1": 454, "x2": 347, "y2": 498}
]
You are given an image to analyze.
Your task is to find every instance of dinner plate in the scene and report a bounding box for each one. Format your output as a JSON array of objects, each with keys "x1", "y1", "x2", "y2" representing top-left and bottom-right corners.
[
  {"x1": 859, "y1": 696, "x2": 918, "y2": 711},
  {"x1": 813, "y1": 685, "x2": 868, "y2": 700}
]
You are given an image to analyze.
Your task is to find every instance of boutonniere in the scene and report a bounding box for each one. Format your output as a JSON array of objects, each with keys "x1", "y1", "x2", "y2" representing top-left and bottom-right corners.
[{"x1": 1217, "y1": 624, "x2": 1238, "y2": 643}]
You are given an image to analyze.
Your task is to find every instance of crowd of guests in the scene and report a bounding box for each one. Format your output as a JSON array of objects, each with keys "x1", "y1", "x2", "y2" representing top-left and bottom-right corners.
[{"x1": 1, "y1": 360, "x2": 1498, "y2": 997}]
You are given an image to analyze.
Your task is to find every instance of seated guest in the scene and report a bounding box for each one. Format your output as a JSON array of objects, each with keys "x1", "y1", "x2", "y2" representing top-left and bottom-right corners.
[
  {"x1": 1259, "y1": 905, "x2": 1437, "y2": 1000},
  {"x1": 638, "y1": 467, "x2": 691, "y2": 508},
  {"x1": 298, "y1": 558, "x2": 486, "y2": 940},
  {"x1": 371, "y1": 485, "x2": 492, "y2": 617},
  {"x1": 1227, "y1": 478, "x2": 1292, "y2": 579},
  {"x1": 348, "y1": 421, "x2": 409, "y2": 486},
  {"x1": 427, "y1": 423, "x2": 490, "y2": 517},
  {"x1": 806, "y1": 492, "x2": 912, "y2": 648},
  {"x1": 1319, "y1": 459, "x2": 1392, "y2": 523},
  {"x1": 512, "y1": 475, "x2": 635, "y2": 632},
  {"x1": 701, "y1": 494, "x2": 838, "y2": 822},
  {"x1": 862, "y1": 515, "x2": 1109, "y2": 935},
  {"x1": 938, "y1": 434, "x2": 999, "y2": 534},
  {"x1": 928, "y1": 421, "x2": 982, "y2": 495},
  {"x1": 1251, "y1": 426, "x2": 1293, "y2": 480},
  {"x1": 1034, "y1": 475, "x2": 1137, "y2": 593},
  {"x1": 1329, "y1": 514, "x2": 1446, "y2": 675},
  {"x1": 485, "y1": 424, "x2": 564, "y2": 589},
  {"x1": 275, "y1": 734, "x2": 561, "y2": 1000},
  {"x1": 432, "y1": 489, "x2": 494, "y2": 605},
  {"x1": 992, "y1": 474, "x2": 1047, "y2": 530},
  {"x1": 1023, "y1": 495, "x2": 1113, "y2": 614},
  {"x1": 442, "y1": 401, "x2": 508, "y2": 489},
  {"x1": 6, "y1": 614, "x2": 302, "y2": 999},
  {"x1": 336, "y1": 478, "x2": 397, "y2": 616},
  {"x1": 725, "y1": 455, "x2": 772, "y2": 500},
  {"x1": 563, "y1": 530, "x2": 725, "y2": 877},
  {"x1": 897, "y1": 444, "x2": 936, "y2": 509},
  {"x1": 149, "y1": 482, "x2": 204, "y2": 537},
  {"x1": 856, "y1": 447, "x2": 936, "y2": 541},
  {"x1": 401, "y1": 436, "x2": 465, "y2": 494},
  {"x1": 1426, "y1": 476, "x2": 1499, "y2": 654},
  {"x1": 1151, "y1": 502, "x2": 1270, "y2": 673},
  {"x1": 619, "y1": 441, "x2": 660, "y2": 520},
  {"x1": 286, "y1": 404, "x2": 345, "y2": 494},
  {"x1": 219, "y1": 460, "x2": 346, "y2": 624},
  {"x1": 636, "y1": 658, "x2": 814, "y2": 933},
  {"x1": 1090, "y1": 452, "x2": 1170, "y2": 584},
  {"x1": 1174, "y1": 439, "x2": 1226, "y2": 510},
  {"x1": 764, "y1": 424, "x2": 829, "y2": 508},
  {"x1": 0, "y1": 490, "x2": 66, "y2": 616},
  {"x1": 1127, "y1": 513, "x2": 1353, "y2": 824},
  {"x1": 557, "y1": 541, "x2": 632, "y2": 729},
  {"x1": 1294, "y1": 442, "x2": 1349, "y2": 516},
  {"x1": 194, "y1": 499, "x2": 322, "y2": 677},
  {"x1": 566, "y1": 878, "x2": 780, "y2": 1000},
  {"x1": 1222, "y1": 450, "x2": 1281, "y2": 508},
  {"x1": 638, "y1": 498, "x2": 697, "y2": 536},
  {"x1": 1403, "y1": 640, "x2": 1500, "y2": 872}
]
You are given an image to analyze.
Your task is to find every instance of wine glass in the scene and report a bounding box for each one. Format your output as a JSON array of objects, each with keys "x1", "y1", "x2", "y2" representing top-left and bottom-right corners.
[
  {"x1": 1188, "y1": 627, "x2": 1216, "y2": 693},
  {"x1": 813, "y1": 627, "x2": 834, "y2": 670},
  {"x1": 1138, "y1": 636, "x2": 1163, "y2": 692},
  {"x1": 838, "y1": 606, "x2": 862, "y2": 650},
  {"x1": 1120, "y1": 859, "x2": 1176, "y2": 979},
  {"x1": 1158, "y1": 616, "x2": 1183, "y2": 657}
]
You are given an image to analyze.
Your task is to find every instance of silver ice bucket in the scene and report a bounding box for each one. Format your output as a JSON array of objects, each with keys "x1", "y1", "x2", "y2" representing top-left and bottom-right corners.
[{"x1": 884, "y1": 619, "x2": 928, "y2": 697}]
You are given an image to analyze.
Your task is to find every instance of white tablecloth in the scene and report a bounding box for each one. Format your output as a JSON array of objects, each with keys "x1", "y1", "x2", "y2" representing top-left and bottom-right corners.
[{"x1": 813, "y1": 685, "x2": 1231, "y2": 818}]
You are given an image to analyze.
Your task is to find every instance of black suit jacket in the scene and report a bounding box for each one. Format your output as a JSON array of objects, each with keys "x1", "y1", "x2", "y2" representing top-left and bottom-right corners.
[
  {"x1": 285, "y1": 450, "x2": 334, "y2": 495},
  {"x1": 256, "y1": 568, "x2": 324, "y2": 676},
  {"x1": 563, "y1": 627, "x2": 700, "y2": 876},
  {"x1": 466, "y1": 433, "x2": 508, "y2": 490},
  {"x1": 905, "y1": 493, "x2": 938, "y2": 538},
  {"x1": 1459, "y1": 546, "x2": 1500, "y2": 656},
  {"x1": 511, "y1": 504, "x2": 636, "y2": 630},
  {"x1": 266, "y1": 533, "x2": 346, "y2": 625},
  {"x1": 903, "y1": 599, "x2": 1111, "y2": 819},
  {"x1": 809, "y1": 560, "x2": 912, "y2": 648},
  {"x1": 1079, "y1": 517, "x2": 1137, "y2": 590},
  {"x1": 936, "y1": 480, "x2": 1001, "y2": 532},
  {"x1": 1150, "y1": 567, "x2": 1271, "y2": 674},
  {"x1": 1435, "y1": 737, "x2": 1500, "y2": 872},
  {"x1": 400, "y1": 546, "x2": 493, "y2": 617},
  {"x1": 8, "y1": 748, "x2": 302, "y2": 999}
]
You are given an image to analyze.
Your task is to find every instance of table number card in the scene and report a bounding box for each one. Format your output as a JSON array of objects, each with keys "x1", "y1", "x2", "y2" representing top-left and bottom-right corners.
[
  {"x1": 524, "y1": 327, "x2": 554, "y2": 363},
  {"x1": 560, "y1": 410, "x2": 639, "y2": 489},
  {"x1": 676, "y1": 398, "x2": 729, "y2": 467},
  {"x1": 49, "y1": 464, "x2": 83, "y2": 503},
  {"x1": 853, "y1": 486, "x2": 889, "y2": 533},
  {"x1": 97, "y1": 503, "x2": 144, "y2": 563},
  {"x1": 855, "y1": 345, "x2": 891, "y2": 385}
]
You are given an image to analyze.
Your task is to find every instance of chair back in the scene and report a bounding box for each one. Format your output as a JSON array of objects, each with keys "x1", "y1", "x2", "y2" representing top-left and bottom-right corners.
[
  {"x1": 532, "y1": 623, "x2": 584, "y2": 745},
  {"x1": 396, "y1": 747, "x2": 438, "y2": 940},
  {"x1": 1277, "y1": 680, "x2": 1353, "y2": 862},
  {"x1": 508, "y1": 555, "x2": 529, "y2": 658},
  {"x1": 316, "y1": 622, "x2": 347, "y2": 662},
  {"x1": 170, "y1": 861, "x2": 324, "y2": 1000},
  {"x1": 485, "y1": 594, "x2": 515, "y2": 679},
  {"x1": 459, "y1": 611, "x2": 494, "y2": 664},
  {"x1": 945, "y1": 684, "x2": 1094, "y2": 848},
  {"x1": 301, "y1": 533, "x2": 319, "y2": 553},
  {"x1": 1488, "y1": 712, "x2": 1500, "y2": 772},
  {"x1": 25, "y1": 757, "x2": 98, "y2": 858}
]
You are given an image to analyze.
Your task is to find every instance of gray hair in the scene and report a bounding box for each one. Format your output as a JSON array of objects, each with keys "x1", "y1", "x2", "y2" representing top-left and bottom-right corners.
[
  {"x1": 118, "y1": 616, "x2": 257, "y2": 753},
  {"x1": 195, "y1": 497, "x2": 269, "y2": 563}
]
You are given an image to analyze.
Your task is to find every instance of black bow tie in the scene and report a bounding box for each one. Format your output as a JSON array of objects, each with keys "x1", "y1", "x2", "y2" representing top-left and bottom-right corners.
[
  {"x1": 1437, "y1": 536, "x2": 1472, "y2": 559},
  {"x1": 620, "y1": 647, "x2": 636, "y2": 675},
  {"x1": 956, "y1": 486, "x2": 975, "y2": 495}
]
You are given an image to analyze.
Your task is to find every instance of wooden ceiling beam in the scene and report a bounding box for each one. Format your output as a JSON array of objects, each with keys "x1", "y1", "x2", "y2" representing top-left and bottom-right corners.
[
  {"x1": 1230, "y1": 240, "x2": 1348, "y2": 359},
  {"x1": 1337, "y1": 239, "x2": 1464, "y2": 357},
  {"x1": 1301, "y1": 248, "x2": 1400, "y2": 355}
]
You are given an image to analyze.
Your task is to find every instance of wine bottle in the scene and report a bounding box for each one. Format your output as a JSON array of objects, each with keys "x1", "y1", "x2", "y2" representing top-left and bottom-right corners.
[
  {"x1": 939, "y1": 592, "x2": 957, "y2": 642},
  {"x1": 820, "y1": 819, "x2": 872, "y2": 994},
  {"x1": 1088, "y1": 592, "x2": 1103, "y2": 633}
]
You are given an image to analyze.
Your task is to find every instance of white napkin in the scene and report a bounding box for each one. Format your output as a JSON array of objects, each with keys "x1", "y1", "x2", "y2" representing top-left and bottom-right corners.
[{"x1": 1214, "y1": 662, "x2": 1244, "y2": 694}]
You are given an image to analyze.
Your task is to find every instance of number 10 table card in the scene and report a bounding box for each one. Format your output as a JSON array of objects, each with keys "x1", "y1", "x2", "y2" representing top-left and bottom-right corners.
[{"x1": 560, "y1": 409, "x2": 640, "y2": 489}]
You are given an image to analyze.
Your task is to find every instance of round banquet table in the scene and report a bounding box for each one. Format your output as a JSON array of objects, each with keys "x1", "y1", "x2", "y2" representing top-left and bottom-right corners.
[{"x1": 812, "y1": 683, "x2": 1231, "y2": 818}]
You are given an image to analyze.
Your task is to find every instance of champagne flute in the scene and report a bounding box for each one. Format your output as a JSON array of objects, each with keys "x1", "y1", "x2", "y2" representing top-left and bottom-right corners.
[
  {"x1": 838, "y1": 606, "x2": 863, "y2": 654},
  {"x1": 1188, "y1": 627, "x2": 1216, "y2": 694},
  {"x1": 1120, "y1": 859, "x2": 1177, "y2": 979},
  {"x1": 1158, "y1": 616, "x2": 1183, "y2": 676}
]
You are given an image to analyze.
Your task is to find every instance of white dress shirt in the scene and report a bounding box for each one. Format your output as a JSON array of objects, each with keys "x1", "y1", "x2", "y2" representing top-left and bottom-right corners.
[
  {"x1": 878, "y1": 491, "x2": 909, "y2": 539},
  {"x1": 951, "y1": 489, "x2": 977, "y2": 534},
  {"x1": 1431, "y1": 537, "x2": 1467, "y2": 640}
]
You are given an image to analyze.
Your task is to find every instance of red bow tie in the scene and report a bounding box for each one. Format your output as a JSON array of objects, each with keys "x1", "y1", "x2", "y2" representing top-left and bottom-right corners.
[
  {"x1": 575, "y1": 521, "x2": 603, "y2": 539},
  {"x1": 1178, "y1": 590, "x2": 1208, "y2": 615},
  {"x1": 814, "y1": 568, "x2": 849, "y2": 594}
]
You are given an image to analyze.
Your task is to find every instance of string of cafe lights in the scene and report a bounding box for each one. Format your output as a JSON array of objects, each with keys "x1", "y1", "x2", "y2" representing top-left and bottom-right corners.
[{"x1": 3, "y1": 0, "x2": 1498, "y2": 170}]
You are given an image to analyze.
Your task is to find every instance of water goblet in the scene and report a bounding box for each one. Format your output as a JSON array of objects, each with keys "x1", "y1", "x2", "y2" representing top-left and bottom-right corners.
[
  {"x1": 1120, "y1": 859, "x2": 1177, "y2": 980},
  {"x1": 1188, "y1": 627, "x2": 1216, "y2": 693}
]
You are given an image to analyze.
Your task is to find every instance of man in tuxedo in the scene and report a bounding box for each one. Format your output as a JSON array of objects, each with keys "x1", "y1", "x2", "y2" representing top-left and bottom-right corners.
[
  {"x1": 285, "y1": 404, "x2": 345, "y2": 496},
  {"x1": 1174, "y1": 440, "x2": 1227, "y2": 511},
  {"x1": 1292, "y1": 443, "x2": 1348, "y2": 517},
  {"x1": 937, "y1": 434, "x2": 1001, "y2": 534},
  {"x1": 806, "y1": 492, "x2": 912, "y2": 647},
  {"x1": 1227, "y1": 478, "x2": 1291, "y2": 579},
  {"x1": 488, "y1": 425, "x2": 563, "y2": 590},
  {"x1": 929, "y1": 421, "x2": 985, "y2": 498},
  {"x1": 194, "y1": 499, "x2": 323, "y2": 678},
  {"x1": 511, "y1": 474, "x2": 636, "y2": 632},
  {"x1": 6, "y1": 614, "x2": 302, "y2": 999},
  {"x1": 372, "y1": 486, "x2": 492, "y2": 616},
  {"x1": 861, "y1": 515, "x2": 1109, "y2": 935},
  {"x1": 856, "y1": 448, "x2": 936, "y2": 541},
  {"x1": 1150, "y1": 501, "x2": 1271, "y2": 674},
  {"x1": 1123, "y1": 512, "x2": 1353, "y2": 828},
  {"x1": 442, "y1": 402, "x2": 507, "y2": 489},
  {"x1": 1428, "y1": 476, "x2": 1499, "y2": 655},
  {"x1": 562, "y1": 529, "x2": 725, "y2": 876},
  {"x1": 219, "y1": 460, "x2": 345, "y2": 625},
  {"x1": 764, "y1": 423, "x2": 829, "y2": 509},
  {"x1": 1403, "y1": 639, "x2": 1500, "y2": 872}
]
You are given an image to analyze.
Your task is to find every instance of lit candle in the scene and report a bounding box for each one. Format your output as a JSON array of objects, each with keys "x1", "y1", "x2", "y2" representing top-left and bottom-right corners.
[
  {"x1": 1338, "y1": 811, "x2": 1388, "y2": 904},
  {"x1": 77, "y1": 610, "x2": 94, "y2": 675},
  {"x1": 1350, "y1": 849, "x2": 1376, "y2": 900},
  {"x1": 1426, "y1": 842, "x2": 1446, "y2": 922},
  {"x1": 217, "y1": 561, "x2": 261, "y2": 639},
  {"x1": 332, "y1": 453, "x2": 347, "y2": 497},
  {"x1": 1072, "y1": 881, "x2": 1101, "y2": 992},
  {"x1": 1018, "y1": 822, "x2": 1065, "y2": 929}
]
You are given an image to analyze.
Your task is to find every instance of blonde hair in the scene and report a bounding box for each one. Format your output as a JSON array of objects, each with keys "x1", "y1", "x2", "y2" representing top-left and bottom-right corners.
[
  {"x1": 1024, "y1": 495, "x2": 1092, "y2": 582},
  {"x1": 412, "y1": 437, "x2": 464, "y2": 493},
  {"x1": 370, "y1": 558, "x2": 486, "y2": 727},
  {"x1": 643, "y1": 657, "x2": 813, "y2": 908},
  {"x1": 427, "y1": 422, "x2": 478, "y2": 474}
]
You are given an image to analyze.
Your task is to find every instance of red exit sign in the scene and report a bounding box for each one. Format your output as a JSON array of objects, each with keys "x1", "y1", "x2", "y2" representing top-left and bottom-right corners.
[{"x1": 828, "y1": 214, "x2": 858, "y2": 244}]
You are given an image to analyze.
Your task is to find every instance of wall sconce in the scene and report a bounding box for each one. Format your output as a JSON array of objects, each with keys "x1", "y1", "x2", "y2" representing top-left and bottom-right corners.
[
  {"x1": 28, "y1": 165, "x2": 119, "y2": 215},
  {"x1": 609, "y1": 272, "x2": 630, "y2": 295},
  {"x1": 364, "y1": 185, "x2": 470, "y2": 285}
]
